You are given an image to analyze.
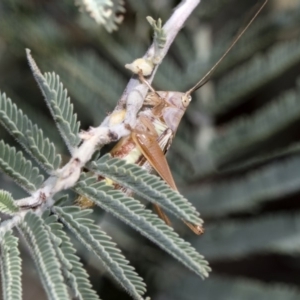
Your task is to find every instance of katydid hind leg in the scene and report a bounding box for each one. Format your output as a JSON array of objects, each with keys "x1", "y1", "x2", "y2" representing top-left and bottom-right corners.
[
  {"x1": 153, "y1": 203, "x2": 172, "y2": 226},
  {"x1": 133, "y1": 129, "x2": 204, "y2": 234},
  {"x1": 132, "y1": 131, "x2": 177, "y2": 190}
]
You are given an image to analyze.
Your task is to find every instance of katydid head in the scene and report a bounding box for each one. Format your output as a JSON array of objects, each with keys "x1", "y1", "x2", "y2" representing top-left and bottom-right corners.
[
  {"x1": 160, "y1": 91, "x2": 191, "y2": 133},
  {"x1": 163, "y1": 91, "x2": 192, "y2": 110},
  {"x1": 181, "y1": 94, "x2": 192, "y2": 108}
]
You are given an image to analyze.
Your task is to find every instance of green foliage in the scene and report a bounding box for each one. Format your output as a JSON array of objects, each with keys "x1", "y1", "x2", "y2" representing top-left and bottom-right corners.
[
  {"x1": 0, "y1": 140, "x2": 44, "y2": 193},
  {"x1": 54, "y1": 206, "x2": 146, "y2": 299},
  {"x1": 75, "y1": 175, "x2": 210, "y2": 278},
  {"x1": 159, "y1": 275, "x2": 300, "y2": 300},
  {"x1": 75, "y1": 0, "x2": 125, "y2": 32},
  {"x1": 89, "y1": 154, "x2": 202, "y2": 225},
  {"x1": 0, "y1": 92, "x2": 61, "y2": 172},
  {"x1": 0, "y1": 12, "x2": 210, "y2": 297},
  {"x1": 1, "y1": 0, "x2": 300, "y2": 299},
  {"x1": 27, "y1": 50, "x2": 81, "y2": 153},
  {"x1": 0, "y1": 231, "x2": 22, "y2": 300},
  {"x1": 0, "y1": 63, "x2": 208, "y2": 299},
  {"x1": 19, "y1": 212, "x2": 69, "y2": 300},
  {"x1": 0, "y1": 44, "x2": 210, "y2": 299},
  {"x1": 209, "y1": 81, "x2": 300, "y2": 164},
  {"x1": 208, "y1": 36, "x2": 300, "y2": 114},
  {"x1": 42, "y1": 211, "x2": 101, "y2": 300},
  {"x1": 186, "y1": 155, "x2": 300, "y2": 217},
  {"x1": 43, "y1": 52, "x2": 125, "y2": 123},
  {"x1": 197, "y1": 212, "x2": 300, "y2": 260},
  {"x1": 0, "y1": 191, "x2": 19, "y2": 215}
]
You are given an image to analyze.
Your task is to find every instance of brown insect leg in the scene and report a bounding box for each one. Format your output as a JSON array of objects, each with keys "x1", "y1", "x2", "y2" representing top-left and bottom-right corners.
[
  {"x1": 138, "y1": 115, "x2": 158, "y2": 136},
  {"x1": 153, "y1": 203, "x2": 172, "y2": 226},
  {"x1": 138, "y1": 70, "x2": 164, "y2": 102},
  {"x1": 138, "y1": 70, "x2": 157, "y2": 93},
  {"x1": 184, "y1": 221, "x2": 205, "y2": 235}
]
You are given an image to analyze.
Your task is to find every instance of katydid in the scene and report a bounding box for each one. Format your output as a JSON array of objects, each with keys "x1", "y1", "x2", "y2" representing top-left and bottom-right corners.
[{"x1": 77, "y1": 0, "x2": 268, "y2": 235}]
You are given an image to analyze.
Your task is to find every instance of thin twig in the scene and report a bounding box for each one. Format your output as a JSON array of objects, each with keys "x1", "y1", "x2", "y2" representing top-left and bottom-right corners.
[{"x1": 116, "y1": 0, "x2": 201, "y2": 110}]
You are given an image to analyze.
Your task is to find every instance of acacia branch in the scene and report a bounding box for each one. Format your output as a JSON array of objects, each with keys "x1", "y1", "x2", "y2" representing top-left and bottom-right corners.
[
  {"x1": 1, "y1": 0, "x2": 201, "y2": 226},
  {"x1": 116, "y1": 0, "x2": 201, "y2": 110}
]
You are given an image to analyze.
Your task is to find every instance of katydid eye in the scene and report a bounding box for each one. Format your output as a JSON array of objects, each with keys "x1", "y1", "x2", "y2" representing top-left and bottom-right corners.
[{"x1": 182, "y1": 95, "x2": 191, "y2": 107}]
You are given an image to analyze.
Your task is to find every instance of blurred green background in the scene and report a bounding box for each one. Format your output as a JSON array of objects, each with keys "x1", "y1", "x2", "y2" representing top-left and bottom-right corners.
[{"x1": 1, "y1": 0, "x2": 300, "y2": 299}]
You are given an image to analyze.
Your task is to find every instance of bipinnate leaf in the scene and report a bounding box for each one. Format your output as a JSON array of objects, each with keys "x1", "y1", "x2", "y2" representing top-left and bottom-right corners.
[
  {"x1": 90, "y1": 154, "x2": 203, "y2": 227},
  {"x1": 42, "y1": 210, "x2": 101, "y2": 300},
  {"x1": 54, "y1": 206, "x2": 146, "y2": 300},
  {"x1": 75, "y1": 0, "x2": 125, "y2": 32},
  {"x1": 209, "y1": 36, "x2": 300, "y2": 114},
  {"x1": 0, "y1": 231, "x2": 22, "y2": 300},
  {"x1": 75, "y1": 175, "x2": 211, "y2": 279},
  {"x1": 210, "y1": 83, "x2": 300, "y2": 164},
  {"x1": 188, "y1": 155, "x2": 300, "y2": 218},
  {"x1": 19, "y1": 212, "x2": 69, "y2": 300},
  {"x1": 0, "y1": 92, "x2": 61, "y2": 172},
  {"x1": 26, "y1": 49, "x2": 81, "y2": 153},
  {"x1": 0, "y1": 191, "x2": 19, "y2": 215},
  {"x1": 162, "y1": 274, "x2": 300, "y2": 300},
  {"x1": 196, "y1": 212, "x2": 300, "y2": 260},
  {"x1": 0, "y1": 140, "x2": 44, "y2": 193}
]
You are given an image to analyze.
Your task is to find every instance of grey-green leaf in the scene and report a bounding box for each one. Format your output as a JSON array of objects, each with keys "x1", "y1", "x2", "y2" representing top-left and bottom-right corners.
[
  {"x1": 75, "y1": 0, "x2": 125, "y2": 32},
  {"x1": 161, "y1": 274, "x2": 300, "y2": 300},
  {"x1": 54, "y1": 206, "x2": 146, "y2": 300},
  {"x1": 26, "y1": 49, "x2": 81, "y2": 152},
  {"x1": 19, "y1": 212, "x2": 69, "y2": 300},
  {"x1": 208, "y1": 36, "x2": 300, "y2": 114},
  {"x1": 91, "y1": 154, "x2": 203, "y2": 226},
  {"x1": 42, "y1": 210, "x2": 101, "y2": 300},
  {"x1": 0, "y1": 190, "x2": 19, "y2": 215},
  {"x1": 0, "y1": 140, "x2": 44, "y2": 193},
  {"x1": 187, "y1": 155, "x2": 300, "y2": 218},
  {"x1": 75, "y1": 175, "x2": 210, "y2": 279},
  {"x1": 0, "y1": 231, "x2": 22, "y2": 300},
  {"x1": 196, "y1": 213, "x2": 300, "y2": 260},
  {"x1": 0, "y1": 92, "x2": 61, "y2": 172},
  {"x1": 210, "y1": 83, "x2": 300, "y2": 164}
]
